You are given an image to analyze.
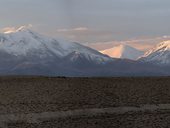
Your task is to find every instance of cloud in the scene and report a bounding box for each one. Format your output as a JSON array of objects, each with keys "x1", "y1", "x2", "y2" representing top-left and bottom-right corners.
[
  {"x1": 57, "y1": 27, "x2": 89, "y2": 32},
  {"x1": 56, "y1": 27, "x2": 114, "y2": 43},
  {"x1": 85, "y1": 36, "x2": 170, "y2": 51},
  {"x1": 73, "y1": 27, "x2": 88, "y2": 31},
  {"x1": 1, "y1": 24, "x2": 33, "y2": 33}
]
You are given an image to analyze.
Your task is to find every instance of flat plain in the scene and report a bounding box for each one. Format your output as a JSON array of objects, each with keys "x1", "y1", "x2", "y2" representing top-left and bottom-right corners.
[{"x1": 0, "y1": 77, "x2": 170, "y2": 128}]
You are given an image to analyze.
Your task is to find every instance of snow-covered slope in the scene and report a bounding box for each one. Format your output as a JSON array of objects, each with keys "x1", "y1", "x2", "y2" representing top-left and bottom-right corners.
[
  {"x1": 140, "y1": 40, "x2": 170, "y2": 65},
  {"x1": 0, "y1": 26, "x2": 112, "y2": 64},
  {"x1": 100, "y1": 44, "x2": 144, "y2": 60},
  {"x1": 0, "y1": 26, "x2": 168, "y2": 76}
]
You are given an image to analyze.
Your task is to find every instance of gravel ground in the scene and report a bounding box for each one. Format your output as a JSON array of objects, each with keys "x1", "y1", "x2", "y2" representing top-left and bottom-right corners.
[
  {"x1": 7, "y1": 110, "x2": 170, "y2": 128},
  {"x1": 0, "y1": 76, "x2": 169, "y2": 127}
]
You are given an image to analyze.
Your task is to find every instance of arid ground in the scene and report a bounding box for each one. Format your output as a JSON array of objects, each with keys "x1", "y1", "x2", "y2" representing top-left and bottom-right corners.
[{"x1": 0, "y1": 77, "x2": 170, "y2": 128}]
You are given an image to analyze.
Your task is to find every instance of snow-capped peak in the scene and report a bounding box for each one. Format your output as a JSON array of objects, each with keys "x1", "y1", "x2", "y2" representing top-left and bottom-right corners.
[
  {"x1": 0, "y1": 28, "x2": 47, "y2": 56},
  {"x1": 143, "y1": 40, "x2": 170, "y2": 57},
  {"x1": 0, "y1": 27, "x2": 112, "y2": 63},
  {"x1": 140, "y1": 40, "x2": 170, "y2": 65},
  {"x1": 100, "y1": 44, "x2": 144, "y2": 60}
]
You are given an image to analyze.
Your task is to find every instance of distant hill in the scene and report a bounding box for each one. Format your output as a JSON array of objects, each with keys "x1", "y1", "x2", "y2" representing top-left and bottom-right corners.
[{"x1": 100, "y1": 44, "x2": 144, "y2": 60}]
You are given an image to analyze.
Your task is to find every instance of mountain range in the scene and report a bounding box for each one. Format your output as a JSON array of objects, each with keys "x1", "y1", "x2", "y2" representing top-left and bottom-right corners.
[{"x1": 0, "y1": 26, "x2": 169, "y2": 76}]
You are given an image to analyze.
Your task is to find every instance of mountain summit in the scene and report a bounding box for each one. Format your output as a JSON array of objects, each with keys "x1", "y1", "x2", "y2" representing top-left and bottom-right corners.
[
  {"x1": 140, "y1": 41, "x2": 170, "y2": 65},
  {"x1": 0, "y1": 27, "x2": 168, "y2": 76},
  {"x1": 100, "y1": 44, "x2": 144, "y2": 60},
  {"x1": 0, "y1": 28, "x2": 111, "y2": 63},
  {"x1": 0, "y1": 28, "x2": 116, "y2": 76}
]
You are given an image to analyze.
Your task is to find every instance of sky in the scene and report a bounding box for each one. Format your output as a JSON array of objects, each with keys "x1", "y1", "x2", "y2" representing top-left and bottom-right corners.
[{"x1": 0, "y1": 0, "x2": 170, "y2": 50}]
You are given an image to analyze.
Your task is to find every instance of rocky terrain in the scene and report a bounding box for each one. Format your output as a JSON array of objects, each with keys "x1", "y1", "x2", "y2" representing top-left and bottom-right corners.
[{"x1": 0, "y1": 77, "x2": 169, "y2": 127}]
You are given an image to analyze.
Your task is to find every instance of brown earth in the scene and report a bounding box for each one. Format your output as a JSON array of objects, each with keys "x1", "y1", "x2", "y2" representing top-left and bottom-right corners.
[{"x1": 0, "y1": 77, "x2": 169, "y2": 127}]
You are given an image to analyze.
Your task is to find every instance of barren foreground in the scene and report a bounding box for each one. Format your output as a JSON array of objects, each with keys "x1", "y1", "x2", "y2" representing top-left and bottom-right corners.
[{"x1": 0, "y1": 77, "x2": 169, "y2": 127}]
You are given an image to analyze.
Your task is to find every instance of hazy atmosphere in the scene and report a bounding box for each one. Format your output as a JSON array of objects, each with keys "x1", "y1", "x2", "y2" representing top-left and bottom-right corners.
[
  {"x1": 1, "y1": 1, "x2": 170, "y2": 127},
  {"x1": 0, "y1": 0, "x2": 170, "y2": 50}
]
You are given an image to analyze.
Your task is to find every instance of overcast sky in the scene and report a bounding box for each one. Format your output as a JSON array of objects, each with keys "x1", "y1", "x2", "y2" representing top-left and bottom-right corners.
[{"x1": 0, "y1": 0, "x2": 170, "y2": 44}]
